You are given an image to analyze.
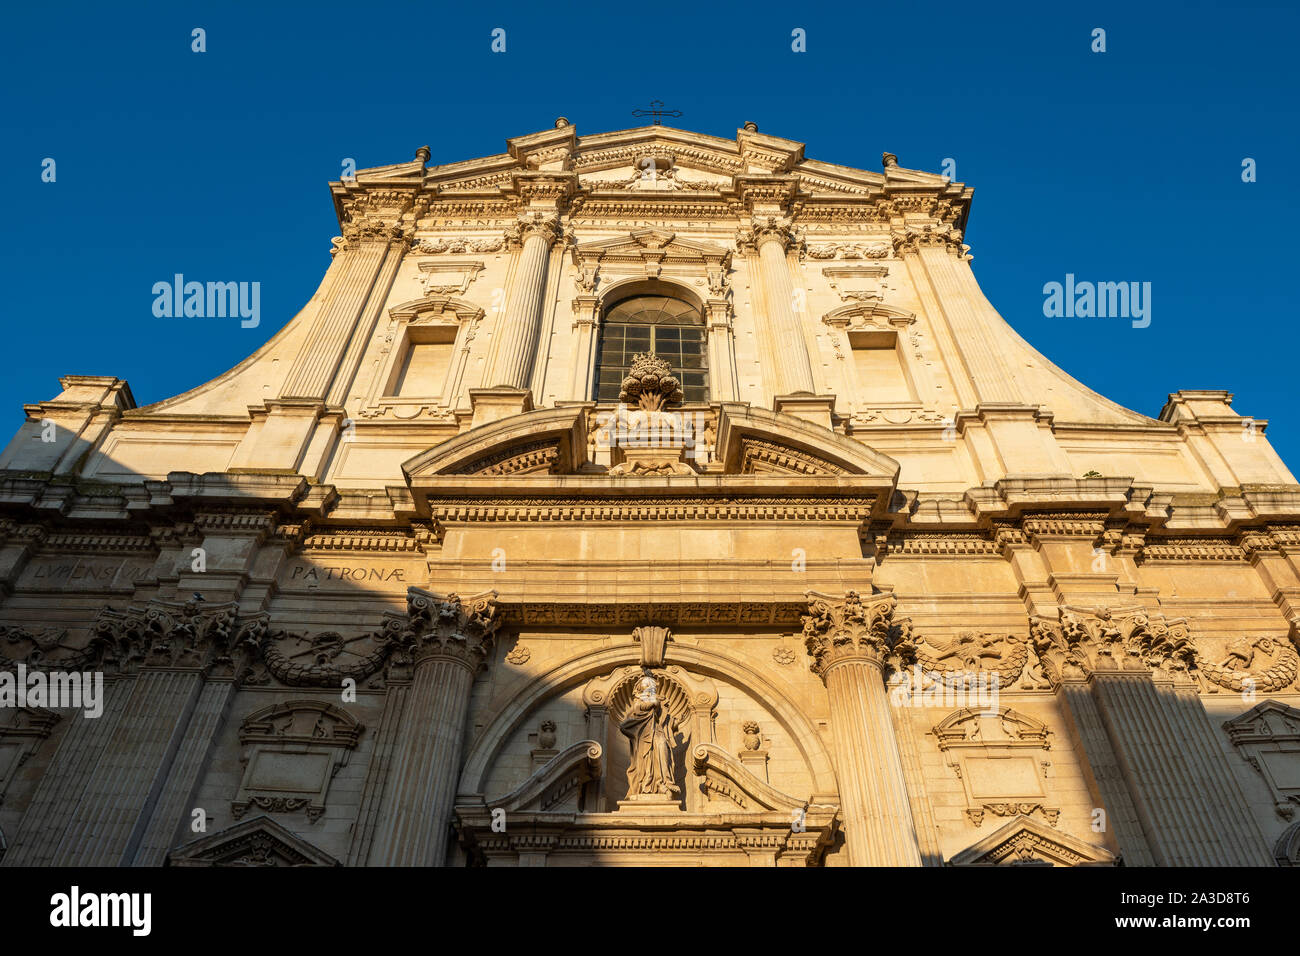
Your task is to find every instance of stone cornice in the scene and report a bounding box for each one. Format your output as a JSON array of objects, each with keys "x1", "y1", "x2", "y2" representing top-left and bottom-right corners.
[
  {"x1": 1, "y1": 471, "x2": 1296, "y2": 554},
  {"x1": 416, "y1": 492, "x2": 883, "y2": 526},
  {"x1": 497, "y1": 600, "x2": 807, "y2": 628}
]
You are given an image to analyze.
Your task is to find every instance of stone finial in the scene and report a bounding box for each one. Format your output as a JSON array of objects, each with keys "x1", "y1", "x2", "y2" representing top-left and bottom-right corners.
[
  {"x1": 415, "y1": 145, "x2": 431, "y2": 164},
  {"x1": 882, "y1": 151, "x2": 899, "y2": 168},
  {"x1": 555, "y1": 116, "x2": 571, "y2": 128},
  {"x1": 619, "y1": 353, "x2": 683, "y2": 411},
  {"x1": 743, "y1": 121, "x2": 758, "y2": 132}
]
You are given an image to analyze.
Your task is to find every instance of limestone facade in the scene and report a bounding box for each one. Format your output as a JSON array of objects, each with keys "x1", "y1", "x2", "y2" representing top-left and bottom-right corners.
[{"x1": 0, "y1": 121, "x2": 1298, "y2": 867}]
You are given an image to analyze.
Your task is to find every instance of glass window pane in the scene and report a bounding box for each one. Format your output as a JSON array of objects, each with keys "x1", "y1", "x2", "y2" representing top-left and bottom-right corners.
[{"x1": 594, "y1": 295, "x2": 707, "y2": 403}]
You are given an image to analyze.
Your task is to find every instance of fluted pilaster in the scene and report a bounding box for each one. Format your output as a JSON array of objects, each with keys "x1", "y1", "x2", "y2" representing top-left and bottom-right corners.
[
  {"x1": 1058, "y1": 680, "x2": 1155, "y2": 865},
  {"x1": 282, "y1": 238, "x2": 392, "y2": 400},
  {"x1": 914, "y1": 244, "x2": 1018, "y2": 404},
  {"x1": 131, "y1": 678, "x2": 239, "y2": 865},
  {"x1": 51, "y1": 669, "x2": 203, "y2": 866},
  {"x1": 0, "y1": 680, "x2": 128, "y2": 866},
  {"x1": 1032, "y1": 606, "x2": 1273, "y2": 866}
]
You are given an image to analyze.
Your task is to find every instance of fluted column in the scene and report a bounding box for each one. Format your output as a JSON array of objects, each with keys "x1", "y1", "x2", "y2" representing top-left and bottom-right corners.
[
  {"x1": 489, "y1": 214, "x2": 560, "y2": 389},
  {"x1": 368, "y1": 588, "x2": 499, "y2": 867},
  {"x1": 804, "y1": 590, "x2": 922, "y2": 866},
  {"x1": 743, "y1": 218, "x2": 815, "y2": 395}
]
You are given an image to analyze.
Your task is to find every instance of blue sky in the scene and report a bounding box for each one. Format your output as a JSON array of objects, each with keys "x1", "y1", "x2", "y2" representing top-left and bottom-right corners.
[{"x1": 4, "y1": 0, "x2": 1297, "y2": 471}]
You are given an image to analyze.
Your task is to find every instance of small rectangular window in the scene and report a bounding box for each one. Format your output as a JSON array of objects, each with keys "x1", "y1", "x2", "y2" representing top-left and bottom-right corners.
[{"x1": 387, "y1": 324, "x2": 459, "y2": 398}]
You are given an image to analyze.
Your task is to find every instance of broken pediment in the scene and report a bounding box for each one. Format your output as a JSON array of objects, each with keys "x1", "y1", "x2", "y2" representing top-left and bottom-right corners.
[
  {"x1": 1223, "y1": 700, "x2": 1300, "y2": 820},
  {"x1": 1224, "y1": 699, "x2": 1300, "y2": 743},
  {"x1": 402, "y1": 405, "x2": 589, "y2": 481},
  {"x1": 167, "y1": 815, "x2": 341, "y2": 867},
  {"x1": 400, "y1": 401, "x2": 900, "y2": 485},
  {"x1": 714, "y1": 405, "x2": 901, "y2": 480},
  {"x1": 691, "y1": 743, "x2": 810, "y2": 813},
  {"x1": 471, "y1": 740, "x2": 605, "y2": 815},
  {"x1": 933, "y1": 706, "x2": 1051, "y2": 750},
  {"x1": 949, "y1": 815, "x2": 1116, "y2": 866},
  {"x1": 572, "y1": 229, "x2": 731, "y2": 274}
]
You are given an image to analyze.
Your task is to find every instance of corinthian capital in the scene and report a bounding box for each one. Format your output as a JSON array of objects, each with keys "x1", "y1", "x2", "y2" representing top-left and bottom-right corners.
[
  {"x1": 1028, "y1": 605, "x2": 1199, "y2": 685},
  {"x1": 92, "y1": 597, "x2": 244, "y2": 673},
  {"x1": 802, "y1": 589, "x2": 910, "y2": 678},
  {"x1": 505, "y1": 212, "x2": 562, "y2": 250},
  {"x1": 890, "y1": 221, "x2": 966, "y2": 257},
  {"x1": 736, "y1": 215, "x2": 796, "y2": 254},
  {"x1": 386, "y1": 587, "x2": 500, "y2": 671}
]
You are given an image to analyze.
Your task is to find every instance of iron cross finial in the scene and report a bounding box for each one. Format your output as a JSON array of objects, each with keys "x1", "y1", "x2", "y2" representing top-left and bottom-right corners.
[{"x1": 632, "y1": 100, "x2": 683, "y2": 126}]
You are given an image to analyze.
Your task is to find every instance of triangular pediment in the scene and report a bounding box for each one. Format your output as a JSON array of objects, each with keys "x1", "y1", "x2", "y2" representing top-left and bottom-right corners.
[
  {"x1": 573, "y1": 229, "x2": 731, "y2": 264},
  {"x1": 357, "y1": 125, "x2": 932, "y2": 197},
  {"x1": 949, "y1": 815, "x2": 1116, "y2": 866},
  {"x1": 1224, "y1": 699, "x2": 1300, "y2": 743},
  {"x1": 166, "y1": 816, "x2": 340, "y2": 867}
]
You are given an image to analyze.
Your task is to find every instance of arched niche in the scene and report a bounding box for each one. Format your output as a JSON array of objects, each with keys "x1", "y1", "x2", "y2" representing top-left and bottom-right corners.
[
  {"x1": 581, "y1": 663, "x2": 718, "y2": 809},
  {"x1": 460, "y1": 643, "x2": 836, "y2": 812}
]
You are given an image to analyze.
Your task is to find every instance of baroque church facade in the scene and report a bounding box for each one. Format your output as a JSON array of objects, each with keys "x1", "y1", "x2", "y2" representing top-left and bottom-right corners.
[{"x1": 0, "y1": 120, "x2": 1298, "y2": 867}]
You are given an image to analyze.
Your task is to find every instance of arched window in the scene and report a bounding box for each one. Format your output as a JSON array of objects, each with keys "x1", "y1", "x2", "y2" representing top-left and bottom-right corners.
[{"x1": 594, "y1": 294, "x2": 708, "y2": 403}]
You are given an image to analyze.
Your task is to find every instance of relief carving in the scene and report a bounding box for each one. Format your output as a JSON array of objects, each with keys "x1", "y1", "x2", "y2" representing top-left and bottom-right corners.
[
  {"x1": 908, "y1": 631, "x2": 1029, "y2": 687},
  {"x1": 1200, "y1": 635, "x2": 1298, "y2": 693}
]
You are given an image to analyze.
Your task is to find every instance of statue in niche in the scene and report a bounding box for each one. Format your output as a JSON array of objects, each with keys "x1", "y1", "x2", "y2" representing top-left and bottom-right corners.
[{"x1": 620, "y1": 669, "x2": 680, "y2": 798}]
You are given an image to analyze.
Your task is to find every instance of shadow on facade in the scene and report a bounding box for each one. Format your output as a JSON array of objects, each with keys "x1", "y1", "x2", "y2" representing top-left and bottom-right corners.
[{"x1": 0, "y1": 425, "x2": 846, "y2": 868}]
